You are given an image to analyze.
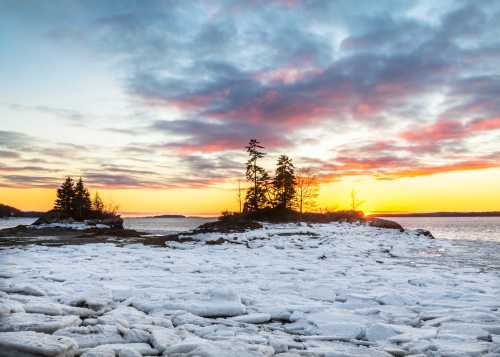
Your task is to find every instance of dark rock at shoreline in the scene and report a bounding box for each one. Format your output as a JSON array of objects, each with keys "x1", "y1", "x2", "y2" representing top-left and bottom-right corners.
[
  {"x1": 33, "y1": 210, "x2": 124, "y2": 229},
  {"x1": 193, "y1": 219, "x2": 263, "y2": 234},
  {"x1": 414, "y1": 228, "x2": 435, "y2": 239},
  {"x1": 367, "y1": 217, "x2": 404, "y2": 231}
]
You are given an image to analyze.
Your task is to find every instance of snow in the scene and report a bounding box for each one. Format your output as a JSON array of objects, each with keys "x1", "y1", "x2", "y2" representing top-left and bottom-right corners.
[
  {"x1": 0, "y1": 222, "x2": 499, "y2": 356},
  {"x1": 0, "y1": 331, "x2": 78, "y2": 357}
]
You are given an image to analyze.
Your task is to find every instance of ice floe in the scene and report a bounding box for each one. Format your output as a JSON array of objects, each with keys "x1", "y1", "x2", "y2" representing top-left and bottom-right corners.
[{"x1": 0, "y1": 222, "x2": 499, "y2": 356}]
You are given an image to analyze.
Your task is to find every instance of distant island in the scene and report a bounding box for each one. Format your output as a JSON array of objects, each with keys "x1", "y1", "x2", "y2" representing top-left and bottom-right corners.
[
  {"x1": 0, "y1": 204, "x2": 44, "y2": 218},
  {"x1": 372, "y1": 211, "x2": 500, "y2": 217},
  {"x1": 142, "y1": 214, "x2": 187, "y2": 219}
]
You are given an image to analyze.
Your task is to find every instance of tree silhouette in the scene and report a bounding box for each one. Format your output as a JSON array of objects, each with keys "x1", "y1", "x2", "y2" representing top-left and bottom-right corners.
[
  {"x1": 273, "y1": 155, "x2": 296, "y2": 209},
  {"x1": 72, "y1": 178, "x2": 92, "y2": 220},
  {"x1": 54, "y1": 176, "x2": 75, "y2": 217},
  {"x1": 350, "y1": 189, "x2": 365, "y2": 211},
  {"x1": 295, "y1": 167, "x2": 319, "y2": 214},
  {"x1": 93, "y1": 192, "x2": 104, "y2": 218},
  {"x1": 244, "y1": 139, "x2": 270, "y2": 212}
]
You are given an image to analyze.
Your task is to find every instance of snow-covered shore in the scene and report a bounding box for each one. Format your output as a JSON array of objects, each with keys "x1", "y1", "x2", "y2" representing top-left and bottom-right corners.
[{"x1": 1, "y1": 222, "x2": 499, "y2": 356}]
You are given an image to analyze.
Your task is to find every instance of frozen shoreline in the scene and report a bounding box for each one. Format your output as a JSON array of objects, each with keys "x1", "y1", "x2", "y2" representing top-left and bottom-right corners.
[{"x1": 1, "y1": 222, "x2": 499, "y2": 356}]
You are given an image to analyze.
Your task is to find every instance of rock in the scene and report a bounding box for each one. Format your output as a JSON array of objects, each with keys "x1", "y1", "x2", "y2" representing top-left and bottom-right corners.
[
  {"x1": 367, "y1": 218, "x2": 404, "y2": 231},
  {"x1": 33, "y1": 210, "x2": 123, "y2": 229},
  {"x1": 414, "y1": 229, "x2": 435, "y2": 239},
  {"x1": 0, "y1": 313, "x2": 81, "y2": 333},
  {"x1": 193, "y1": 218, "x2": 262, "y2": 234},
  {"x1": 33, "y1": 210, "x2": 66, "y2": 225},
  {"x1": 0, "y1": 331, "x2": 78, "y2": 357},
  {"x1": 99, "y1": 216, "x2": 124, "y2": 229}
]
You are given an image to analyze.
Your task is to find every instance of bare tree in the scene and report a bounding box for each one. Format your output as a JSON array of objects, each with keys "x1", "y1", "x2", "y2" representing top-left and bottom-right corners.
[
  {"x1": 350, "y1": 189, "x2": 365, "y2": 211},
  {"x1": 295, "y1": 168, "x2": 319, "y2": 215},
  {"x1": 236, "y1": 180, "x2": 243, "y2": 214}
]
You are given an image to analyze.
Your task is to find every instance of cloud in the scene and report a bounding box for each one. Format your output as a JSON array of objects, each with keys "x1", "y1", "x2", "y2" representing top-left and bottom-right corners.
[{"x1": 401, "y1": 117, "x2": 500, "y2": 143}]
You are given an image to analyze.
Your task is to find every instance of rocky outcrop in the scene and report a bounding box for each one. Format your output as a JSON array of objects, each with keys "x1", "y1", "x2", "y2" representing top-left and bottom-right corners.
[
  {"x1": 33, "y1": 210, "x2": 124, "y2": 229},
  {"x1": 367, "y1": 218, "x2": 404, "y2": 231}
]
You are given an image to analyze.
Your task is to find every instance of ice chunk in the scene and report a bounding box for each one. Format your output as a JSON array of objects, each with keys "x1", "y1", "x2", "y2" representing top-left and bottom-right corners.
[
  {"x1": 0, "y1": 284, "x2": 46, "y2": 297},
  {"x1": 24, "y1": 302, "x2": 95, "y2": 317},
  {"x1": 147, "y1": 326, "x2": 181, "y2": 352},
  {"x1": 80, "y1": 343, "x2": 156, "y2": 357},
  {"x1": 0, "y1": 298, "x2": 25, "y2": 315},
  {"x1": 54, "y1": 325, "x2": 148, "y2": 349},
  {"x1": 233, "y1": 313, "x2": 271, "y2": 324},
  {"x1": 0, "y1": 331, "x2": 78, "y2": 357},
  {"x1": 165, "y1": 337, "x2": 275, "y2": 357},
  {"x1": 186, "y1": 288, "x2": 246, "y2": 318},
  {"x1": 365, "y1": 323, "x2": 400, "y2": 341},
  {"x1": 0, "y1": 313, "x2": 81, "y2": 333}
]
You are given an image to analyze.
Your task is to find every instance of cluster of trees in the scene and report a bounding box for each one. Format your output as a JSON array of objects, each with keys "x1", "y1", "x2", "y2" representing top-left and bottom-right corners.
[
  {"x1": 242, "y1": 139, "x2": 319, "y2": 214},
  {"x1": 54, "y1": 177, "x2": 106, "y2": 220}
]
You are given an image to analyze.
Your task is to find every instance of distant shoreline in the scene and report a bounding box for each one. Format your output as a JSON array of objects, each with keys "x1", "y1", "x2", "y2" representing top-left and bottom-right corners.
[{"x1": 372, "y1": 212, "x2": 500, "y2": 217}]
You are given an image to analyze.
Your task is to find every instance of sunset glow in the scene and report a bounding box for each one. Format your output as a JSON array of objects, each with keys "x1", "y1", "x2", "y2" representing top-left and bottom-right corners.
[{"x1": 1, "y1": 0, "x2": 500, "y2": 214}]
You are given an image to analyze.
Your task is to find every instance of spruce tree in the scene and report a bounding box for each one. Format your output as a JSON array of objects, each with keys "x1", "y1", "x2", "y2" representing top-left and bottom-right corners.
[
  {"x1": 93, "y1": 192, "x2": 104, "y2": 218},
  {"x1": 273, "y1": 155, "x2": 296, "y2": 209},
  {"x1": 72, "y1": 178, "x2": 92, "y2": 220},
  {"x1": 244, "y1": 139, "x2": 270, "y2": 213},
  {"x1": 54, "y1": 176, "x2": 75, "y2": 217}
]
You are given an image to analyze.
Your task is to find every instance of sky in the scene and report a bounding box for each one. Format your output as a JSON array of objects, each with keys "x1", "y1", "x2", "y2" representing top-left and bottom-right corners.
[{"x1": 1, "y1": 0, "x2": 500, "y2": 215}]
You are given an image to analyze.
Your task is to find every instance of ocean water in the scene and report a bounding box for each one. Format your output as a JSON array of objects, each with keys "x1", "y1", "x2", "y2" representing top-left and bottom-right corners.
[
  {"x1": 1, "y1": 216, "x2": 499, "y2": 242},
  {"x1": 124, "y1": 217, "x2": 215, "y2": 235},
  {"x1": 388, "y1": 216, "x2": 500, "y2": 242}
]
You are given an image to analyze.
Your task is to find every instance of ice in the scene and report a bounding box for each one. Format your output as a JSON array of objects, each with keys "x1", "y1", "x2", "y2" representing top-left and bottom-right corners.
[
  {"x1": 0, "y1": 313, "x2": 81, "y2": 333},
  {"x1": 0, "y1": 222, "x2": 499, "y2": 355},
  {"x1": 182, "y1": 288, "x2": 246, "y2": 318},
  {"x1": 53, "y1": 325, "x2": 148, "y2": 349},
  {"x1": 0, "y1": 331, "x2": 78, "y2": 357},
  {"x1": 24, "y1": 302, "x2": 95, "y2": 317},
  {"x1": 0, "y1": 284, "x2": 46, "y2": 296},
  {"x1": 80, "y1": 343, "x2": 156, "y2": 357},
  {"x1": 165, "y1": 337, "x2": 275, "y2": 357},
  {"x1": 233, "y1": 313, "x2": 272, "y2": 324},
  {"x1": 0, "y1": 298, "x2": 25, "y2": 315}
]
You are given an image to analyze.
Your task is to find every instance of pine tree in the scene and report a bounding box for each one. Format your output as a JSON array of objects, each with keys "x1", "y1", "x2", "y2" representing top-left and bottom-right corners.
[
  {"x1": 273, "y1": 155, "x2": 296, "y2": 209},
  {"x1": 54, "y1": 176, "x2": 75, "y2": 217},
  {"x1": 72, "y1": 178, "x2": 92, "y2": 220},
  {"x1": 93, "y1": 192, "x2": 104, "y2": 218},
  {"x1": 244, "y1": 139, "x2": 270, "y2": 213}
]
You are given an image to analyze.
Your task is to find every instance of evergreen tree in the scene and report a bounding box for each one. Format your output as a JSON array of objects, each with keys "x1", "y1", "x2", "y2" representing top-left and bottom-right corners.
[
  {"x1": 93, "y1": 192, "x2": 104, "y2": 218},
  {"x1": 273, "y1": 155, "x2": 296, "y2": 209},
  {"x1": 244, "y1": 139, "x2": 270, "y2": 213},
  {"x1": 54, "y1": 176, "x2": 75, "y2": 217},
  {"x1": 72, "y1": 178, "x2": 92, "y2": 220}
]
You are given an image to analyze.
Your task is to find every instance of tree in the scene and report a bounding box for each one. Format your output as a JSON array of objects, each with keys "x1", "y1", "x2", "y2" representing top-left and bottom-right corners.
[
  {"x1": 235, "y1": 180, "x2": 243, "y2": 214},
  {"x1": 93, "y1": 192, "x2": 104, "y2": 217},
  {"x1": 295, "y1": 167, "x2": 319, "y2": 214},
  {"x1": 54, "y1": 176, "x2": 75, "y2": 217},
  {"x1": 273, "y1": 155, "x2": 296, "y2": 209},
  {"x1": 350, "y1": 189, "x2": 365, "y2": 211},
  {"x1": 72, "y1": 178, "x2": 92, "y2": 220},
  {"x1": 244, "y1": 139, "x2": 270, "y2": 213}
]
